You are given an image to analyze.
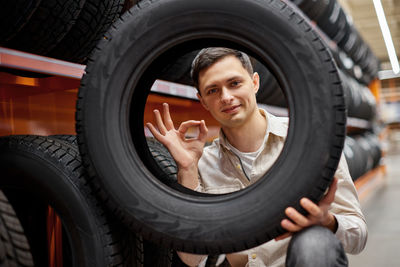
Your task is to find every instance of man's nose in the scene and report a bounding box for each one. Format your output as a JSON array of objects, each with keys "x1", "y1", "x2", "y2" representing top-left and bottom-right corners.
[{"x1": 220, "y1": 87, "x2": 234, "y2": 103}]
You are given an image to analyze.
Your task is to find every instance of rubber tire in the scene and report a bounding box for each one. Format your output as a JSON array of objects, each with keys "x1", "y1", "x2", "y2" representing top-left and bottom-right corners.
[
  {"x1": 340, "y1": 71, "x2": 376, "y2": 120},
  {"x1": 0, "y1": 135, "x2": 139, "y2": 266},
  {"x1": 157, "y1": 50, "x2": 200, "y2": 87},
  {"x1": 76, "y1": 0, "x2": 346, "y2": 254},
  {"x1": 294, "y1": 0, "x2": 331, "y2": 21},
  {"x1": 0, "y1": 190, "x2": 34, "y2": 267},
  {"x1": 5, "y1": 0, "x2": 86, "y2": 56},
  {"x1": 316, "y1": 1, "x2": 347, "y2": 39},
  {"x1": 364, "y1": 133, "x2": 382, "y2": 168},
  {"x1": 50, "y1": 135, "x2": 174, "y2": 266},
  {"x1": 0, "y1": 0, "x2": 41, "y2": 43},
  {"x1": 48, "y1": 0, "x2": 124, "y2": 63},
  {"x1": 146, "y1": 138, "x2": 178, "y2": 184},
  {"x1": 49, "y1": 134, "x2": 78, "y2": 146}
]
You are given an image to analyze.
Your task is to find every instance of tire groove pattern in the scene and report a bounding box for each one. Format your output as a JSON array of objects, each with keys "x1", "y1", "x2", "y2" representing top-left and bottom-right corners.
[
  {"x1": 0, "y1": 190, "x2": 34, "y2": 266},
  {"x1": 5, "y1": 0, "x2": 86, "y2": 56},
  {"x1": 48, "y1": 0, "x2": 124, "y2": 63}
]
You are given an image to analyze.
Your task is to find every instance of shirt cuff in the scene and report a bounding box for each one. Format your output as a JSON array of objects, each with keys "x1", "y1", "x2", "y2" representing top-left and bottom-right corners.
[
  {"x1": 334, "y1": 213, "x2": 367, "y2": 254},
  {"x1": 334, "y1": 214, "x2": 347, "y2": 238}
]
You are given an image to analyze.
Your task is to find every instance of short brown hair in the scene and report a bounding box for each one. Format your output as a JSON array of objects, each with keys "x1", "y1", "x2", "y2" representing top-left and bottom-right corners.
[{"x1": 190, "y1": 47, "x2": 253, "y2": 90}]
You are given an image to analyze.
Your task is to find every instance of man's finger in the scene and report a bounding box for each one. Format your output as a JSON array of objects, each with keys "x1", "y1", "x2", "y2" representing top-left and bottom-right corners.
[
  {"x1": 146, "y1": 123, "x2": 165, "y2": 142},
  {"x1": 178, "y1": 120, "x2": 202, "y2": 135},
  {"x1": 285, "y1": 207, "x2": 310, "y2": 227},
  {"x1": 300, "y1": 198, "x2": 323, "y2": 219},
  {"x1": 163, "y1": 103, "x2": 175, "y2": 130},
  {"x1": 154, "y1": 109, "x2": 168, "y2": 135},
  {"x1": 281, "y1": 218, "x2": 303, "y2": 232},
  {"x1": 198, "y1": 120, "x2": 208, "y2": 142}
]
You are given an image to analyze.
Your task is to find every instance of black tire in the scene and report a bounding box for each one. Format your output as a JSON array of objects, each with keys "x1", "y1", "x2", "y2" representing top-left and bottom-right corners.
[
  {"x1": 147, "y1": 138, "x2": 178, "y2": 184},
  {"x1": 364, "y1": 133, "x2": 382, "y2": 168},
  {"x1": 0, "y1": 135, "x2": 139, "y2": 266},
  {"x1": 48, "y1": 0, "x2": 124, "y2": 63},
  {"x1": 4, "y1": 0, "x2": 86, "y2": 56},
  {"x1": 76, "y1": 0, "x2": 346, "y2": 254},
  {"x1": 294, "y1": 0, "x2": 332, "y2": 22},
  {"x1": 49, "y1": 134, "x2": 78, "y2": 146},
  {"x1": 339, "y1": 71, "x2": 376, "y2": 120},
  {"x1": 344, "y1": 136, "x2": 364, "y2": 181},
  {"x1": 157, "y1": 50, "x2": 200, "y2": 86},
  {"x1": 49, "y1": 135, "x2": 174, "y2": 267},
  {"x1": 142, "y1": 239, "x2": 173, "y2": 267},
  {"x1": 356, "y1": 135, "x2": 374, "y2": 174},
  {"x1": 316, "y1": 1, "x2": 347, "y2": 39},
  {"x1": 49, "y1": 135, "x2": 178, "y2": 183},
  {"x1": 0, "y1": 0, "x2": 41, "y2": 43},
  {"x1": 254, "y1": 61, "x2": 287, "y2": 107},
  {"x1": 0, "y1": 190, "x2": 34, "y2": 267}
]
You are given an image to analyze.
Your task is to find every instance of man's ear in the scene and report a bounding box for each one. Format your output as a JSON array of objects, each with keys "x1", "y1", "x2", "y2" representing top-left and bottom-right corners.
[
  {"x1": 253, "y1": 72, "x2": 260, "y2": 94},
  {"x1": 197, "y1": 92, "x2": 209, "y2": 111}
]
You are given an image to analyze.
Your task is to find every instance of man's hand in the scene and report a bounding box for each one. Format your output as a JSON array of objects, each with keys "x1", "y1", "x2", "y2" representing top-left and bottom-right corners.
[
  {"x1": 275, "y1": 177, "x2": 338, "y2": 241},
  {"x1": 146, "y1": 103, "x2": 208, "y2": 189}
]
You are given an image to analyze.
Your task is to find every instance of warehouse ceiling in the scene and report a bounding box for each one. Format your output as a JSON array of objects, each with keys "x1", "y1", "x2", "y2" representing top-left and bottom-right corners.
[{"x1": 338, "y1": 0, "x2": 400, "y2": 70}]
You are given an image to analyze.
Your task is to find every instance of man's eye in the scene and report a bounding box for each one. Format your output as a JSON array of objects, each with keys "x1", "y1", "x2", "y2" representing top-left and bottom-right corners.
[
  {"x1": 231, "y1": 81, "x2": 241, "y2": 87},
  {"x1": 207, "y1": 88, "x2": 217, "y2": 95}
]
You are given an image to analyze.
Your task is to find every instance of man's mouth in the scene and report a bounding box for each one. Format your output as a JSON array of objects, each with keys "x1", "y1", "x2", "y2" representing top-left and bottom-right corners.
[{"x1": 221, "y1": 104, "x2": 241, "y2": 113}]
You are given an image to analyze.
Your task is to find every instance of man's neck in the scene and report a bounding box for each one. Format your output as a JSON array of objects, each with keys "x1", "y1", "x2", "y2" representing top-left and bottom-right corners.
[{"x1": 222, "y1": 109, "x2": 267, "y2": 153}]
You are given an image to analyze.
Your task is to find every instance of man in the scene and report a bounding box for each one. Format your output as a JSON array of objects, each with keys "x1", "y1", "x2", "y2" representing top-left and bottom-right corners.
[{"x1": 146, "y1": 48, "x2": 367, "y2": 267}]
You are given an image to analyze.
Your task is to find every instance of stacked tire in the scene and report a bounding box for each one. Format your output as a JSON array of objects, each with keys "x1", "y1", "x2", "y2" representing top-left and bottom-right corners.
[
  {"x1": 340, "y1": 70, "x2": 377, "y2": 121},
  {"x1": 0, "y1": 0, "x2": 125, "y2": 63},
  {"x1": 0, "y1": 135, "x2": 143, "y2": 266},
  {"x1": 344, "y1": 133, "x2": 382, "y2": 181},
  {"x1": 291, "y1": 0, "x2": 380, "y2": 86},
  {"x1": 291, "y1": 0, "x2": 383, "y2": 181}
]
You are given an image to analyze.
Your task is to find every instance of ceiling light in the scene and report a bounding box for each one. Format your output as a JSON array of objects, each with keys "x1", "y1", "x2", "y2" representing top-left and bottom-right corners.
[{"x1": 373, "y1": 0, "x2": 399, "y2": 74}]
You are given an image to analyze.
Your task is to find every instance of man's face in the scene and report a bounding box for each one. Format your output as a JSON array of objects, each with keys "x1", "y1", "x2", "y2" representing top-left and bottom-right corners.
[{"x1": 197, "y1": 55, "x2": 260, "y2": 128}]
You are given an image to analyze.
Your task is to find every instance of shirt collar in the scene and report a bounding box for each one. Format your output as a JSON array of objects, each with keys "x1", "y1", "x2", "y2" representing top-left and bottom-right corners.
[{"x1": 217, "y1": 108, "x2": 288, "y2": 149}]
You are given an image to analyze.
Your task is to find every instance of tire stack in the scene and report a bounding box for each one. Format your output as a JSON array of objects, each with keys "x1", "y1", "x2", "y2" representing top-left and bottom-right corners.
[
  {"x1": 0, "y1": 0, "x2": 125, "y2": 64},
  {"x1": 0, "y1": 135, "x2": 174, "y2": 266},
  {"x1": 344, "y1": 133, "x2": 382, "y2": 181},
  {"x1": 291, "y1": 0, "x2": 383, "y2": 181},
  {"x1": 291, "y1": 0, "x2": 380, "y2": 86}
]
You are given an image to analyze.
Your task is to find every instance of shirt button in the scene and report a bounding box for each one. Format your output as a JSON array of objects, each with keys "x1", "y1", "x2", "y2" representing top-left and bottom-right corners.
[
  {"x1": 236, "y1": 164, "x2": 241, "y2": 169},
  {"x1": 251, "y1": 253, "x2": 257, "y2": 259}
]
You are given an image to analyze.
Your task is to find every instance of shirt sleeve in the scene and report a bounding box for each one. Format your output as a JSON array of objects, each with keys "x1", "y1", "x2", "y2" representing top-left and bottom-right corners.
[{"x1": 330, "y1": 153, "x2": 368, "y2": 254}]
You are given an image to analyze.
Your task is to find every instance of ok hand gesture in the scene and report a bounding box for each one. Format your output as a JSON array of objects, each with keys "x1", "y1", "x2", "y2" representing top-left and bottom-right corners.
[{"x1": 146, "y1": 103, "x2": 208, "y2": 176}]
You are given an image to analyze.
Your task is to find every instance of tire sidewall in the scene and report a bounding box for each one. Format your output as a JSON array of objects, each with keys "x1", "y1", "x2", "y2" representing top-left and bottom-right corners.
[{"x1": 0, "y1": 140, "x2": 108, "y2": 266}]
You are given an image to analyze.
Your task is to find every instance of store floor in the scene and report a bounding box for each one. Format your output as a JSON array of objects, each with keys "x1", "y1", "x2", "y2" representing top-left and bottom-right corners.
[{"x1": 348, "y1": 136, "x2": 400, "y2": 266}]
